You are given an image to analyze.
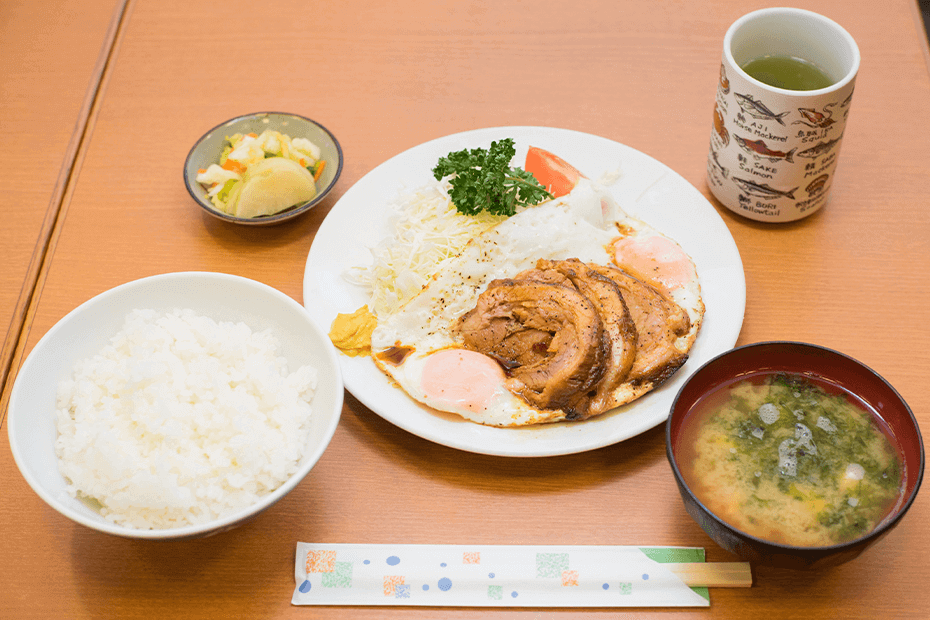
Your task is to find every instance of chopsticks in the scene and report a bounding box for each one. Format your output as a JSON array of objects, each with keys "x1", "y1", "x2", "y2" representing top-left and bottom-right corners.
[
  {"x1": 294, "y1": 544, "x2": 751, "y2": 607},
  {"x1": 667, "y1": 562, "x2": 753, "y2": 588}
]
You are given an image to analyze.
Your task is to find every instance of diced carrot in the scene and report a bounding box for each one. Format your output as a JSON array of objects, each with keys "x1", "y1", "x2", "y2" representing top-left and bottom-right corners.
[
  {"x1": 313, "y1": 160, "x2": 327, "y2": 181},
  {"x1": 221, "y1": 159, "x2": 247, "y2": 174},
  {"x1": 198, "y1": 168, "x2": 206, "y2": 174},
  {"x1": 524, "y1": 146, "x2": 585, "y2": 198},
  {"x1": 299, "y1": 158, "x2": 307, "y2": 167},
  {"x1": 247, "y1": 132, "x2": 258, "y2": 138}
]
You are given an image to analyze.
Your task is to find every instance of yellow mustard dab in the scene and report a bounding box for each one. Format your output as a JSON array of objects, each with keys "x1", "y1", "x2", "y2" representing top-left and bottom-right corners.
[{"x1": 329, "y1": 306, "x2": 377, "y2": 357}]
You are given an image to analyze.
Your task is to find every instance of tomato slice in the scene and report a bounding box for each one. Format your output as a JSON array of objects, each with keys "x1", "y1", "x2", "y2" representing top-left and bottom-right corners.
[{"x1": 524, "y1": 146, "x2": 585, "y2": 198}]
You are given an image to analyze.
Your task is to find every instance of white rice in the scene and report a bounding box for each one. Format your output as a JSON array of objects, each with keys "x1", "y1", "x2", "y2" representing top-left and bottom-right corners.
[{"x1": 54, "y1": 308, "x2": 317, "y2": 530}]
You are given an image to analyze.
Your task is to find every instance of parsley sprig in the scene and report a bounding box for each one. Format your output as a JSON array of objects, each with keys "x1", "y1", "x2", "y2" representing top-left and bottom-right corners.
[{"x1": 431, "y1": 138, "x2": 552, "y2": 217}]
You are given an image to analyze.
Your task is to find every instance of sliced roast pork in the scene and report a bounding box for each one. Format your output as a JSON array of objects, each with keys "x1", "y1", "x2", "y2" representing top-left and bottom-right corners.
[
  {"x1": 530, "y1": 259, "x2": 638, "y2": 417},
  {"x1": 459, "y1": 278, "x2": 608, "y2": 417},
  {"x1": 588, "y1": 263, "x2": 691, "y2": 385}
]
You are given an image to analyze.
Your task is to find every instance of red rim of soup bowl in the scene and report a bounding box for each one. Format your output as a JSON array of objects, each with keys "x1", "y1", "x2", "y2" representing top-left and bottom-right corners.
[{"x1": 666, "y1": 341, "x2": 924, "y2": 569}]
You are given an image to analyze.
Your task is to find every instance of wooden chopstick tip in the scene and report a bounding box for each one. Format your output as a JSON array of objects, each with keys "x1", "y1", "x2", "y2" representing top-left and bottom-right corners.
[{"x1": 667, "y1": 562, "x2": 753, "y2": 588}]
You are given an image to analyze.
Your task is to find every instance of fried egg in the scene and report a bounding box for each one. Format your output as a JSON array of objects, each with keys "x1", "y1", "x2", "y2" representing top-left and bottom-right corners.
[{"x1": 370, "y1": 177, "x2": 704, "y2": 427}]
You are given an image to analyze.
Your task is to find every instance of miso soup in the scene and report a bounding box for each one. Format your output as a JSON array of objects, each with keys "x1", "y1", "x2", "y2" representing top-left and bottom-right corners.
[{"x1": 676, "y1": 372, "x2": 904, "y2": 547}]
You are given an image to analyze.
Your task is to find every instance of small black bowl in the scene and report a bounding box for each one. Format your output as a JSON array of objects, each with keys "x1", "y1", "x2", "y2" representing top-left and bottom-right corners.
[
  {"x1": 666, "y1": 341, "x2": 924, "y2": 569},
  {"x1": 183, "y1": 112, "x2": 343, "y2": 226}
]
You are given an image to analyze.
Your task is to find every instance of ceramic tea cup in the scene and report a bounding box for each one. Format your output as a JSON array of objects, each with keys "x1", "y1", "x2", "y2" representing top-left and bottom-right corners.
[{"x1": 707, "y1": 8, "x2": 860, "y2": 223}]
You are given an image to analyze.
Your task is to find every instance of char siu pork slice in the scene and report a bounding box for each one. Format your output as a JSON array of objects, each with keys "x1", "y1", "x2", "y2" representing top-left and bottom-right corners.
[
  {"x1": 588, "y1": 263, "x2": 691, "y2": 385},
  {"x1": 459, "y1": 278, "x2": 608, "y2": 416},
  {"x1": 534, "y1": 259, "x2": 638, "y2": 416}
]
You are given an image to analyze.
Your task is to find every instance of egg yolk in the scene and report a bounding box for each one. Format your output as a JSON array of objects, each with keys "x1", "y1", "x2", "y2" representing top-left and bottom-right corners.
[
  {"x1": 613, "y1": 235, "x2": 695, "y2": 292},
  {"x1": 420, "y1": 349, "x2": 506, "y2": 413}
]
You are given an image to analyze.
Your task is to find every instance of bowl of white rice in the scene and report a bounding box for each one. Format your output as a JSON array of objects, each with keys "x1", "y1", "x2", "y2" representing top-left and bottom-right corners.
[{"x1": 7, "y1": 272, "x2": 343, "y2": 539}]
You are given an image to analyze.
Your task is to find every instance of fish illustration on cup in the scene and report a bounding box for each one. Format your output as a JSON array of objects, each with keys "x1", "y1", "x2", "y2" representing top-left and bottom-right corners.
[
  {"x1": 793, "y1": 104, "x2": 836, "y2": 128},
  {"x1": 797, "y1": 135, "x2": 843, "y2": 159},
  {"x1": 709, "y1": 149, "x2": 730, "y2": 179},
  {"x1": 734, "y1": 135, "x2": 796, "y2": 163},
  {"x1": 713, "y1": 103, "x2": 730, "y2": 146},
  {"x1": 732, "y1": 177, "x2": 797, "y2": 200},
  {"x1": 719, "y1": 64, "x2": 730, "y2": 94},
  {"x1": 805, "y1": 174, "x2": 830, "y2": 196},
  {"x1": 735, "y1": 93, "x2": 790, "y2": 126}
]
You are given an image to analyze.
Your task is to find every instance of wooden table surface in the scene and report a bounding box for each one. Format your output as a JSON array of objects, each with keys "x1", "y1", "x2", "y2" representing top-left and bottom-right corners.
[
  {"x1": 3, "y1": 0, "x2": 929, "y2": 617},
  {"x1": 0, "y1": 0, "x2": 125, "y2": 401}
]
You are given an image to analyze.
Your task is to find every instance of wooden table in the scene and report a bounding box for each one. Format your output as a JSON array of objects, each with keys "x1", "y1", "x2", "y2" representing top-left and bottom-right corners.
[
  {"x1": 0, "y1": 0, "x2": 126, "y2": 401},
  {"x1": 3, "y1": 0, "x2": 929, "y2": 617}
]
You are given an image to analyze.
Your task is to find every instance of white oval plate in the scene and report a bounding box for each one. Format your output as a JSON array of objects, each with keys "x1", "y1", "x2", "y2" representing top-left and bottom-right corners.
[{"x1": 303, "y1": 126, "x2": 745, "y2": 457}]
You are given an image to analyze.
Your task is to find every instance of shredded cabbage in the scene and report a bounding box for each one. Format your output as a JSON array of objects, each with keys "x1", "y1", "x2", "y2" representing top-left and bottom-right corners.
[{"x1": 348, "y1": 179, "x2": 505, "y2": 318}]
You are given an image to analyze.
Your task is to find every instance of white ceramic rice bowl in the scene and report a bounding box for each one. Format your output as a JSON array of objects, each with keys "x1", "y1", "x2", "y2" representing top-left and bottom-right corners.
[{"x1": 7, "y1": 272, "x2": 343, "y2": 540}]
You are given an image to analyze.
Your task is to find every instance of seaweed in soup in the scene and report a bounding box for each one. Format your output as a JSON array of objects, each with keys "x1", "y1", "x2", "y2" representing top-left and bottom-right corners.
[{"x1": 678, "y1": 372, "x2": 904, "y2": 547}]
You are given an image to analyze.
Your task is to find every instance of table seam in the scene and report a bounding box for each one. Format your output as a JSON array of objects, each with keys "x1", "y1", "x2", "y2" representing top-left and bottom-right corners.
[{"x1": 0, "y1": 0, "x2": 136, "y2": 429}]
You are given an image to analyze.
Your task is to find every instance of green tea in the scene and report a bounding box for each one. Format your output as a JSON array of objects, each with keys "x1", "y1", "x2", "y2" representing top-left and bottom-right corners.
[{"x1": 741, "y1": 55, "x2": 835, "y2": 91}]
